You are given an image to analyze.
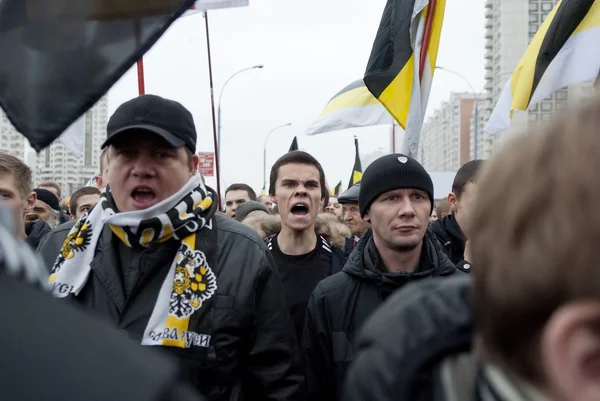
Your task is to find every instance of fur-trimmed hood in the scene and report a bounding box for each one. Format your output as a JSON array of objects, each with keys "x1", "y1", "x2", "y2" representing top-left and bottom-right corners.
[{"x1": 243, "y1": 213, "x2": 351, "y2": 249}]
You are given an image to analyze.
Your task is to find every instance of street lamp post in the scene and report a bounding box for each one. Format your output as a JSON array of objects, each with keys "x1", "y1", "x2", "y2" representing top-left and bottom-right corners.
[
  {"x1": 263, "y1": 123, "x2": 292, "y2": 189},
  {"x1": 435, "y1": 66, "x2": 480, "y2": 159},
  {"x1": 217, "y1": 64, "x2": 264, "y2": 163}
]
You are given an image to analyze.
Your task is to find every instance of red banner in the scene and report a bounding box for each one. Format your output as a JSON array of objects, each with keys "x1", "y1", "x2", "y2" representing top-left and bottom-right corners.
[{"x1": 197, "y1": 152, "x2": 215, "y2": 176}]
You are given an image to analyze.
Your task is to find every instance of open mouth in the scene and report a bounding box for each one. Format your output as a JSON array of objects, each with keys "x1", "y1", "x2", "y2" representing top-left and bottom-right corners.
[
  {"x1": 291, "y1": 203, "x2": 309, "y2": 216},
  {"x1": 131, "y1": 186, "x2": 157, "y2": 205}
]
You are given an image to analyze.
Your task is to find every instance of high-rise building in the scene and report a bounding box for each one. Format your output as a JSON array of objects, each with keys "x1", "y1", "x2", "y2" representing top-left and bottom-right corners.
[
  {"x1": 419, "y1": 92, "x2": 477, "y2": 171},
  {"x1": 0, "y1": 96, "x2": 108, "y2": 197},
  {"x1": 477, "y1": 0, "x2": 593, "y2": 159},
  {"x1": 0, "y1": 111, "x2": 27, "y2": 161},
  {"x1": 35, "y1": 96, "x2": 109, "y2": 196}
]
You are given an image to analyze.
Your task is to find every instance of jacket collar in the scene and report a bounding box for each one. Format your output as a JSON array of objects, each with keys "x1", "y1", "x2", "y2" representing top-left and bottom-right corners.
[{"x1": 477, "y1": 364, "x2": 549, "y2": 401}]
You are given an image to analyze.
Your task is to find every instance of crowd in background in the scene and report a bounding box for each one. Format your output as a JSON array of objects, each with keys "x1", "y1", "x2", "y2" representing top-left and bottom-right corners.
[{"x1": 2, "y1": 93, "x2": 600, "y2": 401}]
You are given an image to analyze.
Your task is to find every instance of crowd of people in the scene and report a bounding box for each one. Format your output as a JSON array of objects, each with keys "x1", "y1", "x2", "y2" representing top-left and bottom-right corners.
[{"x1": 1, "y1": 92, "x2": 600, "y2": 401}]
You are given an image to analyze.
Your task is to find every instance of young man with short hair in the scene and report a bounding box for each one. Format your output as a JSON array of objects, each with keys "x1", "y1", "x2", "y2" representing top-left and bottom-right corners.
[
  {"x1": 0, "y1": 152, "x2": 50, "y2": 249},
  {"x1": 224, "y1": 183, "x2": 257, "y2": 219},
  {"x1": 304, "y1": 154, "x2": 459, "y2": 401},
  {"x1": 267, "y1": 151, "x2": 346, "y2": 343},
  {"x1": 69, "y1": 186, "x2": 101, "y2": 218},
  {"x1": 429, "y1": 159, "x2": 484, "y2": 270},
  {"x1": 343, "y1": 94, "x2": 600, "y2": 401}
]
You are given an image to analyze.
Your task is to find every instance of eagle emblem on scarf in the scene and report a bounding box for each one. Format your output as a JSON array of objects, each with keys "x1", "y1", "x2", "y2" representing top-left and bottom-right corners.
[
  {"x1": 52, "y1": 217, "x2": 92, "y2": 274},
  {"x1": 170, "y1": 242, "x2": 217, "y2": 318}
]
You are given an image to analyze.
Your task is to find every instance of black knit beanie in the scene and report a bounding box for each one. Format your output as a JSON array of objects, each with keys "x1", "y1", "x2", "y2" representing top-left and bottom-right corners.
[
  {"x1": 359, "y1": 154, "x2": 434, "y2": 217},
  {"x1": 33, "y1": 188, "x2": 60, "y2": 211}
]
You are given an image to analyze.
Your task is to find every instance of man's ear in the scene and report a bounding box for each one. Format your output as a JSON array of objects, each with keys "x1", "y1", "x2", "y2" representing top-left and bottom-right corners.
[
  {"x1": 448, "y1": 192, "x2": 458, "y2": 213},
  {"x1": 270, "y1": 195, "x2": 277, "y2": 205},
  {"x1": 542, "y1": 301, "x2": 600, "y2": 401},
  {"x1": 363, "y1": 212, "x2": 370, "y2": 223},
  {"x1": 190, "y1": 153, "x2": 200, "y2": 174},
  {"x1": 25, "y1": 191, "x2": 36, "y2": 213},
  {"x1": 95, "y1": 175, "x2": 103, "y2": 190}
]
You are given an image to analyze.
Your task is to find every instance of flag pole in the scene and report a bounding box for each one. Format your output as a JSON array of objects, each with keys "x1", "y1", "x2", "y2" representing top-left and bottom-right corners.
[
  {"x1": 419, "y1": 0, "x2": 437, "y2": 81},
  {"x1": 137, "y1": 59, "x2": 146, "y2": 95},
  {"x1": 204, "y1": 11, "x2": 222, "y2": 210},
  {"x1": 135, "y1": 20, "x2": 146, "y2": 95},
  {"x1": 392, "y1": 123, "x2": 396, "y2": 153}
]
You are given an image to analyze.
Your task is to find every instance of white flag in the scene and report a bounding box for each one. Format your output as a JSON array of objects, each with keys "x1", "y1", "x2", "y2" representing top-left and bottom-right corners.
[{"x1": 58, "y1": 116, "x2": 85, "y2": 158}]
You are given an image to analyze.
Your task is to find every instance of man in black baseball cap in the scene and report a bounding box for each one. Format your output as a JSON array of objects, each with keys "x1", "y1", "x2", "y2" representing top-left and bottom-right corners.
[
  {"x1": 38, "y1": 94, "x2": 304, "y2": 401},
  {"x1": 303, "y1": 153, "x2": 459, "y2": 401},
  {"x1": 337, "y1": 183, "x2": 370, "y2": 258},
  {"x1": 102, "y1": 94, "x2": 197, "y2": 154}
]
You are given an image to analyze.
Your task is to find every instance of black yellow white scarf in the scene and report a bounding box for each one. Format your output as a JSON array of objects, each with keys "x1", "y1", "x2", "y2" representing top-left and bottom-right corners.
[{"x1": 49, "y1": 173, "x2": 218, "y2": 349}]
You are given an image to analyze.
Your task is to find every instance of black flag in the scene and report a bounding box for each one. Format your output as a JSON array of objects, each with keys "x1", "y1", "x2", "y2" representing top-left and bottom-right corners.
[
  {"x1": 348, "y1": 137, "x2": 363, "y2": 189},
  {"x1": 289, "y1": 136, "x2": 298, "y2": 152},
  {"x1": 0, "y1": 0, "x2": 196, "y2": 151}
]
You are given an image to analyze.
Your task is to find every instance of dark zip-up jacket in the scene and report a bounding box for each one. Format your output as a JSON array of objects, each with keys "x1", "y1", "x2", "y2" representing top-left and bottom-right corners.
[
  {"x1": 25, "y1": 219, "x2": 52, "y2": 249},
  {"x1": 429, "y1": 214, "x2": 466, "y2": 265},
  {"x1": 343, "y1": 276, "x2": 474, "y2": 401},
  {"x1": 303, "y1": 230, "x2": 459, "y2": 401},
  {"x1": 37, "y1": 213, "x2": 305, "y2": 401}
]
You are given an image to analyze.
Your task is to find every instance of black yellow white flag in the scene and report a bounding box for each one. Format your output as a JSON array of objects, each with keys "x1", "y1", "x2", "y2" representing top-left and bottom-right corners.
[
  {"x1": 486, "y1": 0, "x2": 600, "y2": 134},
  {"x1": 364, "y1": 0, "x2": 446, "y2": 156},
  {"x1": 305, "y1": 79, "x2": 394, "y2": 136}
]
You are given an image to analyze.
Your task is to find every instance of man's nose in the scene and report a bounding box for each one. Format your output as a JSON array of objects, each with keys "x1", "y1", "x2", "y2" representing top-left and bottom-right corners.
[
  {"x1": 131, "y1": 152, "x2": 156, "y2": 177},
  {"x1": 398, "y1": 199, "x2": 417, "y2": 217}
]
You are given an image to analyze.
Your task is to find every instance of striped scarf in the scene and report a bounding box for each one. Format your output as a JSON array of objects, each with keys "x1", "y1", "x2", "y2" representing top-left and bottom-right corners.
[{"x1": 49, "y1": 172, "x2": 219, "y2": 349}]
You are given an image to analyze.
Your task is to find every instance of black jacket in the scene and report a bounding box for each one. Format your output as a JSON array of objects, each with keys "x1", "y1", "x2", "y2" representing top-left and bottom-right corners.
[
  {"x1": 343, "y1": 237, "x2": 356, "y2": 261},
  {"x1": 429, "y1": 214, "x2": 467, "y2": 265},
  {"x1": 343, "y1": 276, "x2": 474, "y2": 401},
  {"x1": 25, "y1": 219, "x2": 52, "y2": 249},
  {"x1": 37, "y1": 214, "x2": 305, "y2": 401},
  {"x1": 303, "y1": 230, "x2": 459, "y2": 401},
  {"x1": 0, "y1": 205, "x2": 203, "y2": 401}
]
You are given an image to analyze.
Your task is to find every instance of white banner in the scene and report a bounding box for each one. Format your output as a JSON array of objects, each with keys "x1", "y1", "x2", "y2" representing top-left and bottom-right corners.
[{"x1": 58, "y1": 115, "x2": 85, "y2": 158}]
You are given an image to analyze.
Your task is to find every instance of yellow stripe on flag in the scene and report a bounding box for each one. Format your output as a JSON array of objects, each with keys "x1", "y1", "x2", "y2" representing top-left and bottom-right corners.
[
  {"x1": 573, "y1": 1, "x2": 600, "y2": 35},
  {"x1": 320, "y1": 86, "x2": 382, "y2": 117},
  {"x1": 509, "y1": 2, "x2": 561, "y2": 114},
  {"x1": 378, "y1": 54, "x2": 415, "y2": 129},
  {"x1": 426, "y1": 0, "x2": 446, "y2": 74}
]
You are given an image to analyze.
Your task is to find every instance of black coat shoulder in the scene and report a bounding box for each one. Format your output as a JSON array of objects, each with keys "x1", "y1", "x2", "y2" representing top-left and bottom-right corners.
[{"x1": 343, "y1": 276, "x2": 473, "y2": 401}]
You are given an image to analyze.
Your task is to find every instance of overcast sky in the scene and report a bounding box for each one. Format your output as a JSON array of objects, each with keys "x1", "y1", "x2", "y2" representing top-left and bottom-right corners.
[{"x1": 108, "y1": 0, "x2": 485, "y2": 193}]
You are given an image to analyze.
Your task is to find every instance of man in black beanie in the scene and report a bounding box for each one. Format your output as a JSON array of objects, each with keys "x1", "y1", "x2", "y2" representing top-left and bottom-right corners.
[
  {"x1": 303, "y1": 153, "x2": 459, "y2": 401},
  {"x1": 27, "y1": 188, "x2": 61, "y2": 229}
]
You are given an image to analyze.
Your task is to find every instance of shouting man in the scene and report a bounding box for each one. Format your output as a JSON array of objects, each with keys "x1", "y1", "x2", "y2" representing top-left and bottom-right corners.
[
  {"x1": 267, "y1": 151, "x2": 347, "y2": 344},
  {"x1": 38, "y1": 94, "x2": 304, "y2": 400}
]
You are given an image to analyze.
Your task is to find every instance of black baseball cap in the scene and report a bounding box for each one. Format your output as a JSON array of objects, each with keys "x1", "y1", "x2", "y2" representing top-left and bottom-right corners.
[
  {"x1": 102, "y1": 94, "x2": 196, "y2": 153},
  {"x1": 338, "y1": 183, "x2": 360, "y2": 204}
]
